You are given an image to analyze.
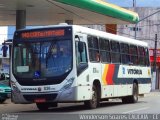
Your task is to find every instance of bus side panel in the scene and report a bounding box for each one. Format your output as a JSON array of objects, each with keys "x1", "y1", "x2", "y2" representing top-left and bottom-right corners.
[
  {"x1": 76, "y1": 86, "x2": 92, "y2": 101},
  {"x1": 116, "y1": 65, "x2": 151, "y2": 95},
  {"x1": 75, "y1": 65, "x2": 92, "y2": 101},
  {"x1": 114, "y1": 84, "x2": 132, "y2": 97},
  {"x1": 101, "y1": 64, "x2": 151, "y2": 98},
  {"x1": 76, "y1": 63, "x2": 101, "y2": 101},
  {"x1": 101, "y1": 85, "x2": 114, "y2": 98},
  {"x1": 101, "y1": 64, "x2": 114, "y2": 98}
]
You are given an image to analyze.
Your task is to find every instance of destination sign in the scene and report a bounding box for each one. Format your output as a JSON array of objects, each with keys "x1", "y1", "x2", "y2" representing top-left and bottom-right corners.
[{"x1": 21, "y1": 29, "x2": 65, "y2": 39}]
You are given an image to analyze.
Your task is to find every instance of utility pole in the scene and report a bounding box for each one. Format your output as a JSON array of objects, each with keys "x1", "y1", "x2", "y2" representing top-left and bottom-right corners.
[
  {"x1": 133, "y1": 0, "x2": 136, "y2": 8},
  {"x1": 135, "y1": 9, "x2": 160, "y2": 39},
  {"x1": 152, "y1": 34, "x2": 157, "y2": 90}
]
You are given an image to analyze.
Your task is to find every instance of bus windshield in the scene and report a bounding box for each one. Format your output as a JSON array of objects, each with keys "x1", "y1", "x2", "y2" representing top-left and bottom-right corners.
[{"x1": 13, "y1": 39, "x2": 72, "y2": 79}]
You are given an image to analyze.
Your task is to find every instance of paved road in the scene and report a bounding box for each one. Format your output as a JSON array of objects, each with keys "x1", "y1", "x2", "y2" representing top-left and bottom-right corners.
[{"x1": 0, "y1": 92, "x2": 160, "y2": 120}]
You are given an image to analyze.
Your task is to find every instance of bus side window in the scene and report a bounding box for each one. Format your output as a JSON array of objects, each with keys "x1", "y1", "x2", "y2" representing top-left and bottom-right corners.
[
  {"x1": 75, "y1": 41, "x2": 88, "y2": 76},
  {"x1": 145, "y1": 48, "x2": 150, "y2": 66},
  {"x1": 111, "y1": 41, "x2": 120, "y2": 63},
  {"x1": 130, "y1": 45, "x2": 138, "y2": 65},
  {"x1": 138, "y1": 46, "x2": 145, "y2": 66},
  {"x1": 100, "y1": 38, "x2": 111, "y2": 63},
  {"x1": 88, "y1": 35, "x2": 100, "y2": 62},
  {"x1": 120, "y1": 43, "x2": 130, "y2": 64}
]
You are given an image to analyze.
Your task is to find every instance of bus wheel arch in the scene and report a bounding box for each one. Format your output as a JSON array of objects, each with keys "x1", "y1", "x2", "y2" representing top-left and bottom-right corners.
[
  {"x1": 84, "y1": 79, "x2": 101, "y2": 109},
  {"x1": 122, "y1": 80, "x2": 139, "y2": 104},
  {"x1": 93, "y1": 80, "x2": 101, "y2": 105},
  {"x1": 132, "y1": 79, "x2": 139, "y2": 103}
]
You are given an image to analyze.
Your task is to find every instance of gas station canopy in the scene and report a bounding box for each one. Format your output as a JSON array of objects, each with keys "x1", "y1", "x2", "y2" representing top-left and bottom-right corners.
[
  {"x1": 0, "y1": 0, "x2": 139, "y2": 26},
  {"x1": 56, "y1": 0, "x2": 139, "y2": 23}
]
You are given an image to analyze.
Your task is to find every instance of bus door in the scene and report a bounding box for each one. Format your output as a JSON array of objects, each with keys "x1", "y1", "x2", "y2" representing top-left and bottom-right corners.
[{"x1": 75, "y1": 34, "x2": 92, "y2": 100}]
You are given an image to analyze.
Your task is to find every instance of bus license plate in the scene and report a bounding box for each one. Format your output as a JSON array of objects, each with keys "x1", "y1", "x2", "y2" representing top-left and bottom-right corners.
[{"x1": 34, "y1": 98, "x2": 46, "y2": 103}]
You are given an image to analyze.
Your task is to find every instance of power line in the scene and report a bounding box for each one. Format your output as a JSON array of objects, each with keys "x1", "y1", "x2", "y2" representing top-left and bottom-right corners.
[
  {"x1": 117, "y1": 24, "x2": 160, "y2": 38},
  {"x1": 105, "y1": 25, "x2": 155, "y2": 41},
  {"x1": 117, "y1": 23, "x2": 160, "y2": 30}
]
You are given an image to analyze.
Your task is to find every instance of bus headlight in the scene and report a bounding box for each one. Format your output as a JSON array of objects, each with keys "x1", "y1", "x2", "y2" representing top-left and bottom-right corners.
[
  {"x1": 61, "y1": 77, "x2": 74, "y2": 91},
  {"x1": 10, "y1": 81, "x2": 20, "y2": 93}
]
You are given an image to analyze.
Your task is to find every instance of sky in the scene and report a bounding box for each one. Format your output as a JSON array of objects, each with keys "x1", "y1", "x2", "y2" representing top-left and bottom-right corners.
[{"x1": 106, "y1": 0, "x2": 160, "y2": 7}]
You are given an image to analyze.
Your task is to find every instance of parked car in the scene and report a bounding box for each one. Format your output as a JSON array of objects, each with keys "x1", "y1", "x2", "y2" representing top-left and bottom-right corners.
[
  {"x1": 0, "y1": 83, "x2": 11, "y2": 103},
  {"x1": 0, "y1": 73, "x2": 10, "y2": 80}
]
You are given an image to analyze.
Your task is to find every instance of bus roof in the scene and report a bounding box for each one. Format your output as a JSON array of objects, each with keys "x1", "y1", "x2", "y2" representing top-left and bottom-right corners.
[
  {"x1": 15, "y1": 24, "x2": 148, "y2": 47},
  {"x1": 72, "y1": 25, "x2": 148, "y2": 47}
]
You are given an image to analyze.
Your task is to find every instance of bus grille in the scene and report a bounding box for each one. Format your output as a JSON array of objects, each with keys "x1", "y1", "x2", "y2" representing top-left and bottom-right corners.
[{"x1": 23, "y1": 94, "x2": 58, "y2": 102}]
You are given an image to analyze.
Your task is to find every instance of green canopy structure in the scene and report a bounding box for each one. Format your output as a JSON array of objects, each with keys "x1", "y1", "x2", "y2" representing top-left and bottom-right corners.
[
  {"x1": 55, "y1": 0, "x2": 139, "y2": 23},
  {"x1": 0, "y1": 0, "x2": 139, "y2": 26}
]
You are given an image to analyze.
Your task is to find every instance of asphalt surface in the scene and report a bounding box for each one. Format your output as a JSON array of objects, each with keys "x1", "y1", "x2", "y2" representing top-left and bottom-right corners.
[{"x1": 0, "y1": 91, "x2": 160, "y2": 120}]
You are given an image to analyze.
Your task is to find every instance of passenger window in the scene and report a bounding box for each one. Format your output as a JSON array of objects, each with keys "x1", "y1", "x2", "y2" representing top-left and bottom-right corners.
[
  {"x1": 99, "y1": 38, "x2": 111, "y2": 63},
  {"x1": 111, "y1": 41, "x2": 120, "y2": 63},
  {"x1": 138, "y1": 46, "x2": 145, "y2": 66},
  {"x1": 120, "y1": 43, "x2": 130, "y2": 64},
  {"x1": 130, "y1": 45, "x2": 138, "y2": 65},
  {"x1": 145, "y1": 48, "x2": 150, "y2": 66}
]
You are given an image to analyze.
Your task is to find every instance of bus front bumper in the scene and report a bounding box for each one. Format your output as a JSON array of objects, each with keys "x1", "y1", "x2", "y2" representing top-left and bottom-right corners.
[
  {"x1": 11, "y1": 87, "x2": 78, "y2": 104},
  {"x1": 12, "y1": 85, "x2": 92, "y2": 104}
]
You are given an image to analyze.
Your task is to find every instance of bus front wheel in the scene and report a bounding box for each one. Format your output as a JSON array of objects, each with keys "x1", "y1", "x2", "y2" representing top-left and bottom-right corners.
[
  {"x1": 84, "y1": 85, "x2": 99, "y2": 109},
  {"x1": 36, "y1": 102, "x2": 58, "y2": 111},
  {"x1": 36, "y1": 103, "x2": 49, "y2": 111},
  {"x1": 0, "y1": 99, "x2": 6, "y2": 103}
]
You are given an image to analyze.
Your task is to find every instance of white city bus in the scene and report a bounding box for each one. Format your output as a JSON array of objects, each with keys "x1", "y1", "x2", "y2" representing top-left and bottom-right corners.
[{"x1": 11, "y1": 24, "x2": 151, "y2": 110}]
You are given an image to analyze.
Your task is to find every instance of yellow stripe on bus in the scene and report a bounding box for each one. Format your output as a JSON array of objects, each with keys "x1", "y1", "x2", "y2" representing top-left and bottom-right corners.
[{"x1": 102, "y1": 64, "x2": 109, "y2": 85}]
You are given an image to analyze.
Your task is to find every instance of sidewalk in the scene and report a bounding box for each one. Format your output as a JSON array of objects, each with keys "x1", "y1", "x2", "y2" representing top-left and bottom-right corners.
[{"x1": 144, "y1": 90, "x2": 160, "y2": 97}]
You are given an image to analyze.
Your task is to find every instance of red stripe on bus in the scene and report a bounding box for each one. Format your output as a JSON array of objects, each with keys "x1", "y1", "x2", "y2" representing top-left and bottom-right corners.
[{"x1": 106, "y1": 64, "x2": 115, "y2": 85}]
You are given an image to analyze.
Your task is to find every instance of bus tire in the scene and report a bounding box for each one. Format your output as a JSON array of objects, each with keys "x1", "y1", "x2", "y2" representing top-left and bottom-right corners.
[
  {"x1": 36, "y1": 103, "x2": 49, "y2": 111},
  {"x1": 122, "y1": 83, "x2": 138, "y2": 103},
  {"x1": 50, "y1": 102, "x2": 58, "y2": 107},
  {"x1": 84, "y1": 84, "x2": 99, "y2": 109},
  {"x1": 0, "y1": 99, "x2": 6, "y2": 103},
  {"x1": 122, "y1": 97, "x2": 129, "y2": 103},
  {"x1": 131, "y1": 83, "x2": 138, "y2": 103}
]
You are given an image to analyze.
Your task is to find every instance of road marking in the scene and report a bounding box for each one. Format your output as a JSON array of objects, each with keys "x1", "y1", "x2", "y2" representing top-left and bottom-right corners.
[{"x1": 123, "y1": 107, "x2": 150, "y2": 114}]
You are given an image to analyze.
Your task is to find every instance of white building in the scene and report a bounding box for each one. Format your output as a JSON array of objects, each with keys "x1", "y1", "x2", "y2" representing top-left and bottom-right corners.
[
  {"x1": 0, "y1": 26, "x2": 8, "y2": 45},
  {"x1": 117, "y1": 7, "x2": 160, "y2": 49}
]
